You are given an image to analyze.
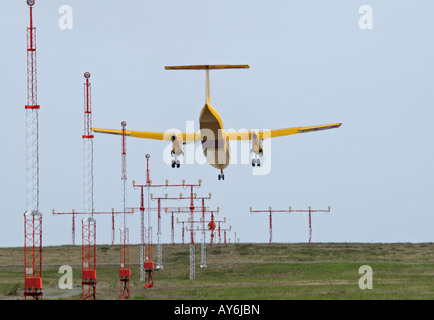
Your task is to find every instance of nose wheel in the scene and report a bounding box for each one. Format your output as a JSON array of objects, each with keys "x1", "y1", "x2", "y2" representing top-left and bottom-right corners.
[{"x1": 218, "y1": 170, "x2": 225, "y2": 181}]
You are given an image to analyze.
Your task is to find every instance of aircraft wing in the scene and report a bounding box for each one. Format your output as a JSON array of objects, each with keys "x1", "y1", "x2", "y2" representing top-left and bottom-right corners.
[
  {"x1": 92, "y1": 128, "x2": 200, "y2": 141},
  {"x1": 93, "y1": 122, "x2": 341, "y2": 142},
  {"x1": 225, "y1": 122, "x2": 342, "y2": 140}
]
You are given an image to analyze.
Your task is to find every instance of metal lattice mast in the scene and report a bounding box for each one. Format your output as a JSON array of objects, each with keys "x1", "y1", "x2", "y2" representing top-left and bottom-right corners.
[
  {"x1": 119, "y1": 121, "x2": 130, "y2": 298},
  {"x1": 81, "y1": 72, "x2": 97, "y2": 300},
  {"x1": 139, "y1": 185, "x2": 145, "y2": 282},
  {"x1": 82, "y1": 72, "x2": 94, "y2": 217},
  {"x1": 132, "y1": 162, "x2": 203, "y2": 283},
  {"x1": 25, "y1": 0, "x2": 39, "y2": 213},
  {"x1": 144, "y1": 155, "x2": 152, "y2": 284},
  {"x1": 136, "y1": 154, "x2": 154, "y2": 285},
  {"x1": 145, "y1": 155, "x2": 154, "y2": 287},
  {"x1": 82, "y1": 216, "x2": 96, "y2": 300},
  {"x1": 171, "y1": 212, "x2": 175, "y2": 246},
  {"x1": 200, "y1": 198, "x2": 206, "y2": 268},
  {"x1": 144, "y1": 225, "x2": 153, "y2": 288},
  {"x1": 177, "y1": 209, "x2": 219, "y2": 279},
  {"x1": 189, "y1": 186, "x2": 196, "y2": 279},
  {"x1": 196, "y1": 199, "x2": 218, "y2": 267},
  {"x1": 156, "y1": 198, "x2": 163, "y2": 269},
  {"x1": 167, "y1": 190, "x2": 211, "y2": 279},
  {"x1": 119, "y1": 227, "x2": 130, "y2": 298},
  {"x1": 151, "y1": 195, "x2": 210, "y2": 270},
  {"x1": 24, "y1": 0, "x2": 43, "y2": 301}
]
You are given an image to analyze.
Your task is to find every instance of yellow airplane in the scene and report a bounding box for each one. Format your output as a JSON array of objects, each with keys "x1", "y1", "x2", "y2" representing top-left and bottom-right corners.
[{"x1": 93, "y1": 65, "x2": 342, "y2": 180}]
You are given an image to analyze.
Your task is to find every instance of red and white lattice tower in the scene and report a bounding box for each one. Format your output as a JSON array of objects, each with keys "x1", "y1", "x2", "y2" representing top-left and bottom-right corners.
[
  {"x1": 132, "y1": 158, "x2": 204, "y2": 284},
  {"x1": 24, "y1": 0, "x2": 43, "y2": 300},
  {"x1": 134, "y1": 163, "x2": 154, "y2": 286},
  {"x1": 144, "y1": 224, "x2": 154, "y2": 288},
  {"x1": 82, "y1": 216, "x2": 96, "y2": 300},
  {"x1": 81, "y1": 71, "x2": 97, "y2": 300},
  {"x1": 119, "y1": 121, "x2": 130, "y2": 299},
  {"x1": 143, "y1": 154, "x2": 154, "y2": 288}
]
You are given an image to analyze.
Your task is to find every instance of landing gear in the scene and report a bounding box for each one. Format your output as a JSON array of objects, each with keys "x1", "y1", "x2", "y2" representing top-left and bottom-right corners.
[
  {"x1": 218, "y1": 170, "x2": 225, "y2": 181},
  {"x1": 252, "y1": 158, "x2": 262, "y2": 167},
  {"x1": 171, "y1": 159, "x2": 180, "y2": 168}
]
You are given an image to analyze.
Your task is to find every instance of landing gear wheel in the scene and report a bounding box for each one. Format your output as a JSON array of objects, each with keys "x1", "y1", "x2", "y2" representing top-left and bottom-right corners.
[
  {"x1": 252, "y1": 158, "x2": 260, "y2": 167},
  {"x1": 172, "y1": 159, "x2": 181, "y2": 168}
]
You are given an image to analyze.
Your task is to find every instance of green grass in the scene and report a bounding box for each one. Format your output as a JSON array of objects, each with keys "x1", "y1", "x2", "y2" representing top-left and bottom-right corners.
[{"x1": 1, "y1": 243, "x2": 433, "y2": 300}]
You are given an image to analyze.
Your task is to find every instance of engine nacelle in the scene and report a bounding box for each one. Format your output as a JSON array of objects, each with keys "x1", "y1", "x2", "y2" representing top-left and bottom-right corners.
[
  {"x1": 251, "y1": 131, "x2": 263, "y2": 167},
  {"x1": 250, "y1": 131, "x2": 263, "y2": 156},
  {"x1": 170, "y1": 135, "x2": 184, "y2": 157}
]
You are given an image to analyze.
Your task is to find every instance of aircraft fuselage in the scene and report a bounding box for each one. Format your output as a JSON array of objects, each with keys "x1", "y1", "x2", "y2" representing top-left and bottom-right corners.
[{"x1": 199, "y1": 103, "x2": 230, "y2": 170}]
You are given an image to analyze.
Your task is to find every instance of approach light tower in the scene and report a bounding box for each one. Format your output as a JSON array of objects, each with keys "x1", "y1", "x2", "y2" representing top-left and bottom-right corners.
[
  {"x1": 24, "y1": 0, "x2": 43, "y2": 300},
  {"x1": 119, "y1": 121, "x2": 130, "y2": 299},
  {"x1": 250, "y1": 206, "x2": 331, "y2": 244},
  {"x1": 132, "y1": 156, "x2": 203, "y2": 284},
  {"x1": 52, "y1": 208, "x2": 133, "y2": 247},
  {"x1": 151, "y1": 192, "x2": 212, "y2": 271},
  {"x1": 81, "y1": 71, "x2": 97, "y2": 300}
]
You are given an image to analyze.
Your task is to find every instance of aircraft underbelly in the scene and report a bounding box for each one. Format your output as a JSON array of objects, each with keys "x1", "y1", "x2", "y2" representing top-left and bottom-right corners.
[
  {"x1": 200, "y1": 104, "x2": 230, "y2": 169},
  {"x1": 203, "y1": 148, "x2": 230, "y2": 170}
]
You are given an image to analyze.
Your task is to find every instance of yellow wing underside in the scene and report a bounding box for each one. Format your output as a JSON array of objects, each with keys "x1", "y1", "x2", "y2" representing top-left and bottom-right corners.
[{"x1": 92, "y1": 123, "x2": 342, "y2": 141}]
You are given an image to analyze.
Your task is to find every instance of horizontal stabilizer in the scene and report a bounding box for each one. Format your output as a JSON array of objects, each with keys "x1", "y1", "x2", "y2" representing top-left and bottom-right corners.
[{"x1": 165, "y1": 64, "x2": 249, "y2": 70}]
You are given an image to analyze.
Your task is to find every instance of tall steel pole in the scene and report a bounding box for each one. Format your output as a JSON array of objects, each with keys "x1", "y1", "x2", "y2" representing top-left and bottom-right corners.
[
  {"x1": 24, "y1": 0, "x2": 43, "y2": 300},
  {"x1": 119, "y1": 121, "x2": 130, "y2": 298},
  {"x1": 81, "y1": 72, "x2": 97, "y2": 300}
]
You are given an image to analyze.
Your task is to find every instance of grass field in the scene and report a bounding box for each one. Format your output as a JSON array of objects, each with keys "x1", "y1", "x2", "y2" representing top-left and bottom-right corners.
[{"x1": 1, "y1": 242, "x2": 433, "y2": 300}]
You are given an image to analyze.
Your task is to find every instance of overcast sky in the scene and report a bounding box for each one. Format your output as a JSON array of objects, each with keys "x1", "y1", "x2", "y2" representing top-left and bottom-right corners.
[{"x1": 1, "y1": 0, "x2": 434, "y2": 247}]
